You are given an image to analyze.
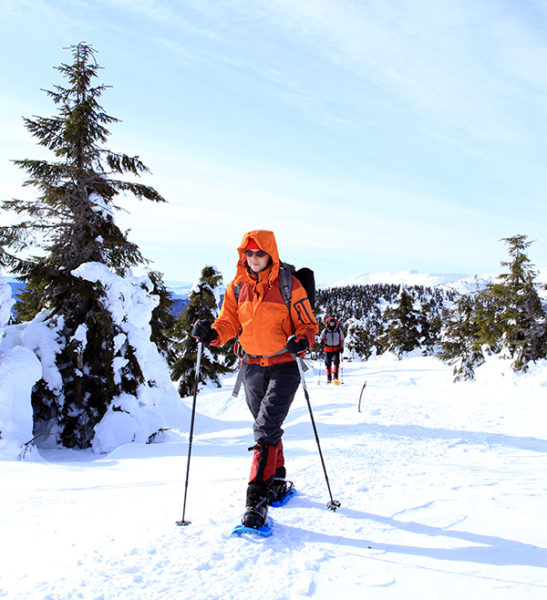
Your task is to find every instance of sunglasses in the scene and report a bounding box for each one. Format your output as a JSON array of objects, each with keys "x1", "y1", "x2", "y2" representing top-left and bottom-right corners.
[{"x1": 244, "y1": 250, "x2": 268, "y2": 257}]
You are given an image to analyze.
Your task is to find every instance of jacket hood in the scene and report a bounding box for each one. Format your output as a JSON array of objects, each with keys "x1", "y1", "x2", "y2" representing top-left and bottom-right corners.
[{"x1": 235, "y1": 229, "x2": 280, "y2": 286}]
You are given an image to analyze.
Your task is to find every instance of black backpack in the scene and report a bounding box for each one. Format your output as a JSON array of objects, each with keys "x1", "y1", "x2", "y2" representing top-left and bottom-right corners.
[{"x1": 279, "y1": 262, "x2": 316, "y2": 311}]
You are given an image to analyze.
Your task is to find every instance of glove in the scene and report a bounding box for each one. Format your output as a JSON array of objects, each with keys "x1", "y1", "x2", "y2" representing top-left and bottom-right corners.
[
  {"x1": 286, "y1": 334, "x2": 309, "y2": 356},
  {"x1": 192, "y1": 320, "x2": 218, "y2": 345}
]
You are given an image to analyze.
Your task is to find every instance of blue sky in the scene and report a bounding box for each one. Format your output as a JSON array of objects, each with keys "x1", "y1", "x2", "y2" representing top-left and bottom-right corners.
[{"x1": 1, "y1": 0, "x2": 546, "y2": 286}]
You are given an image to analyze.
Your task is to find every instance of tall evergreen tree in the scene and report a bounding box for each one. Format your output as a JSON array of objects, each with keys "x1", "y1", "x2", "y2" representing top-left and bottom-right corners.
[
  {"x1": 378, "y1": 287, "x2": 421, "y2": 358},
  {"x1": 485, "y1": 235, "x2": 547, "y2": 370},
  {"x1": 418, "y1": 297, "x2": 443, "y2": 355},
  {"x1": 438, "y1": 293, "x2": 486, "y2": 380},
  {"x1": 0, "y1": 43, "x2": 169, "y2": 448},
  {"x1": 169, "y1": 266, "x2": 235, "y2": 397}
]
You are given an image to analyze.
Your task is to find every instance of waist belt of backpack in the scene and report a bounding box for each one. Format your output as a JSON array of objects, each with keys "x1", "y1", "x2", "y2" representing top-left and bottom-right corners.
[
  {"x1": 232, "y1": 348, "x2": 286, "y2": 398},
  {"x1": 232, "y1": 347, "x2": 309, "y2": 398}
]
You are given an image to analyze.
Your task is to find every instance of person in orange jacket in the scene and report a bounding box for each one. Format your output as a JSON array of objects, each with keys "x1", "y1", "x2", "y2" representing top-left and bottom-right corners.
[{"x1": 192, "y1": 230, "x2": 317, "y2": 530}]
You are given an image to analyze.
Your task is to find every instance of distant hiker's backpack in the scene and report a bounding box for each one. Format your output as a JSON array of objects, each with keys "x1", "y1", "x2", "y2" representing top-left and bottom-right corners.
[{"x1": 233, "y1": 261, "x2": 316, "y2": 311}]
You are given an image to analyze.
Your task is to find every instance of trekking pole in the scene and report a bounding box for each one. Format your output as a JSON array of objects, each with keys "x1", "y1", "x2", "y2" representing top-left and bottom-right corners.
[
  {"x1": 317, "y1": 365, "x2": 322, "y2": 385},
  {"x1": 295, "y1": 356, "x2": 341, "y2": 511},
  {"x1": 176, "y1": 341, "x2": 203, "y2": 526}
]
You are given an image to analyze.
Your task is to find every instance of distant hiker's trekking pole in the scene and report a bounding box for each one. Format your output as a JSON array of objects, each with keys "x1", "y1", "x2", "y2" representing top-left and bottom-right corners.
[
  {"x1": 358, "y1": 380, "x2": 367, "y2": 413},
  {"x1": 317, "y1": 365, "x2": 322, "y2": 385},
  {"x1": 176, "y1": 341, "x2": 203, "y2": 527},
  {"x1": 295, "y1": 356, "x2": 341, "y2": 511}
]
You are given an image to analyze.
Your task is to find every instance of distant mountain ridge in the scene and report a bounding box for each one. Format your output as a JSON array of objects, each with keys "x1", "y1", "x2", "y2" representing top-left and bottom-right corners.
[
  {"x1": 325, "y1": 270, "x2": 471, "y2": 289},
  {"x1": 325, "y1": 268, "x2": 547, "y2": 295}
]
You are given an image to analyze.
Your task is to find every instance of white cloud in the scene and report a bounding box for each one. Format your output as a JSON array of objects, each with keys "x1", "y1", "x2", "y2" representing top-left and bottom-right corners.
[{"x1": 204, "y1": 0, "x2": 547, "y2": 142}]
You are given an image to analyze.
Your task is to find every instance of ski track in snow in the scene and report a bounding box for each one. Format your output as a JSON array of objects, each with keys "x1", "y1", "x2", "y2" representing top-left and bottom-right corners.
[{"x1": 2, "y1": 355, "x2": 547, "y2": 599}]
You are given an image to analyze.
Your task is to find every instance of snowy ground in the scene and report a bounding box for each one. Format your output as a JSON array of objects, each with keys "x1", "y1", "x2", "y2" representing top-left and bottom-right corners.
[{"x1": 1, "y1": 353, "x2": 547, "y2": 600}]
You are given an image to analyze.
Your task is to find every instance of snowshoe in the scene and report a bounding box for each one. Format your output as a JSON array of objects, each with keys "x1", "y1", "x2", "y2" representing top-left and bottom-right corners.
[
  {"x1": 325, "y1": 381, "x2": 332, "y2": 385},
  {"x1": 232, "y1": 483, "x2": 271, "y2": 537},
  {"x1": 232, "y1": 519, "x2": 273, "y2": 537},
  {"x1": 271, "y1": 485, "x2": 297, "y2": 507},
  {"x1": 333, "y1": 379, "x2": 341, "y2": 385},
  {"x1": 268, "y1": 478, "x2": 295, "y2": 506}
]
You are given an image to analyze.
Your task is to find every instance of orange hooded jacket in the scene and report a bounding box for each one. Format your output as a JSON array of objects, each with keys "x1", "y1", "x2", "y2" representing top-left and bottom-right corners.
[{"x1": 211, "y1": 230, "x2": 318, "y2": 367}]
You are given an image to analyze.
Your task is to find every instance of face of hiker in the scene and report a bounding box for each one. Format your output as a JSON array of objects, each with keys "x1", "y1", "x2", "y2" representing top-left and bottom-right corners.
[{"x1": 245, "y1": 249, "x2": 270, "y2": 274}]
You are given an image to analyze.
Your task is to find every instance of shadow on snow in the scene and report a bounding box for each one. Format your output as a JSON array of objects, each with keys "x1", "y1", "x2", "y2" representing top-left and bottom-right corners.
[{"x1": 277, "y1": 496, "x2": 547, "y2": 570}]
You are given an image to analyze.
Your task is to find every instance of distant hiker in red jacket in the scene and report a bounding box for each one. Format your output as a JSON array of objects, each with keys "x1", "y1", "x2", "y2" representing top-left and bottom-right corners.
[
  {"x1": 192, "y1": 229, "x2": 317, "y2": 531},
  {"x1": 319, "y1": 316, "x2": 344, "y2": 384}
]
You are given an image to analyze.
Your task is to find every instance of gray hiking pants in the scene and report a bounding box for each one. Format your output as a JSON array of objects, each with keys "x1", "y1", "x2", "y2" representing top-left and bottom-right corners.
[{"x1": 243, "y1": 361, "x2": 301, "y2": 446}]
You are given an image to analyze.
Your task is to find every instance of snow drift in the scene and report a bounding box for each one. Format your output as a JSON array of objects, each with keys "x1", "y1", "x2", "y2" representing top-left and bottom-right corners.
[{"x1": 0, "y1": 266, "x2": 189, "y2": 459}]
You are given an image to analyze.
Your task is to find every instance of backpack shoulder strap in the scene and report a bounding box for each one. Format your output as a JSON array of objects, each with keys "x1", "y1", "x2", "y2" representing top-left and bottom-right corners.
[
  {"x1": 232, "y1": 282, "x2": 240, "y2": 302},
  {"x1": 278, "y1": 265, "x2": 292, "y2": 311}
]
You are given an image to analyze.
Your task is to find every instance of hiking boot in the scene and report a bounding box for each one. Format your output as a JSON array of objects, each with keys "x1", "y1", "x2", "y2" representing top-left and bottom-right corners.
[
  {"x1": 333, "y1": 379, "x2": 341, "y2": 385},
  {"x1": 242, "y1": 482, "x2": 268, "y2": 529},
  {"x1": 241, "y1": 504, "x2": 268, "y2": 529}
]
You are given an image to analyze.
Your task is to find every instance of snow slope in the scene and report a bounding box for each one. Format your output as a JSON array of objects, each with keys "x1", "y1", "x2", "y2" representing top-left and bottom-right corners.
[{"x1": 1, "y1": 353, "x2": 547, "y2": 599}]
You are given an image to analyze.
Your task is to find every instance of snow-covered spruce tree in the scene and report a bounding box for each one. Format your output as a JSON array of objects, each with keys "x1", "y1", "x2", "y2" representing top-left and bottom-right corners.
[
  {"x1": 148, "y1": 270, "x2": 176, "y2": 364},
  {"x1": 438, "y1": 293, "x2": 487, "y2": 381},
  {"x1": 0, "y1": 43, "x2": 170, "y2": 448},
  {"x1": 169, "y1": 266, "x2": 235, "y2": 397},
  {"x1": 418, "y1": 297, "x2": 443, "y2": 355},
  {"x1": 343, "y1": 318, "x2": 376, "y2": 360},
  {"x1": 378, "y1": 287, "x2": 421, "y2": 358},
  {"x1": 483, "y1": 235, "x2": 547, "y2": 371}
]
